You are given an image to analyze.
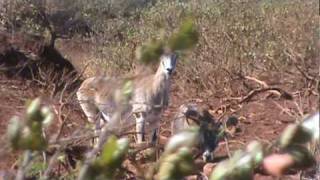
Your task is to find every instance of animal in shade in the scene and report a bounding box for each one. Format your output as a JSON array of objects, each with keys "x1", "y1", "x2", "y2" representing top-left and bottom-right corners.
[
  {"x1": 172, "y1": 104, "x2": 238, "y2": 162},
  {"x1": 77, "y1": 51, "x2": 178, "y2": 144}
]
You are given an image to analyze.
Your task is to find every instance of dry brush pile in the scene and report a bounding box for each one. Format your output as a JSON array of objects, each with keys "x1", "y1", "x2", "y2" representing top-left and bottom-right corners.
[{"x1": 4, "y1": 96, "x2": 320, "y2": 179}]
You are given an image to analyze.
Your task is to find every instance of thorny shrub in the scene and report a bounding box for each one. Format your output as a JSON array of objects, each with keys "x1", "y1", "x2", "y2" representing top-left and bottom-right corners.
[{"x1": 1, "y1": 1, "x2": 318, "y2": 96}]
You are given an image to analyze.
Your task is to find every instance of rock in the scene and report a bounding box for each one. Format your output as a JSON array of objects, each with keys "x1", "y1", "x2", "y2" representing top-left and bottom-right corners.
[
  {"x1": 203, "y1": 163, "x2": 216, "y2": 177},
  {"x1": 262, "y1": 153, "x2": 294, "y2": 176}
]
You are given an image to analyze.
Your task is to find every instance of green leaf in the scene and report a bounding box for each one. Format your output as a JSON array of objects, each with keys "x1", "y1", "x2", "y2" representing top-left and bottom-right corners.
[
  {"x1": 285, "y1": 145, "x2": 316, "y2": 169},
  {"x1": 41, "y1": 107, "x2": 54, "y2": 127},
  {"x1": 210, "y1": 150, "x2": 255, "y2": 180},
  {"x1": 26, "y1": 98, "x2": 43, "y2": 123},
  {"x1": 168, "y1": 18, "x2": 199, "y2": 51},
  {"x1": 246, "y1": 141, "x2": 264, "y2": 166},
  {"x1": 122, "y1": 80, "x2": 134, "y2": 102},
  {"x1": 92, "y1": 136, "x2": 129, "y2": 177},
  {"x1": 7, "y1": 116, "x2": 22, "y2": 149},
  {"x1": 301, "y1": 112, "x2": 319, "y2": 140},
  {"x1": 7, "y1": 98, "x2": 51, "y2": 150},
  {"x1": 99, "y1": 136, "x2": 118, "y2": 166},
  {"x1": 136, "y1": 39, "x2": 164, "y2": 65},
  {"x1": 279, "y1": 124, "x2": 312, "y2": 148},
  {"x1": 158, "y1": 147, "x2": 195, "y2": 180},
  {"x1": 164, "y1": 127, "x2": 199, "y2": 155}
]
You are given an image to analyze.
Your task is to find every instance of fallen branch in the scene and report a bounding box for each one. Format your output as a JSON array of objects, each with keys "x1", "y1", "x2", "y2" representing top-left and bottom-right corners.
[
  {"x1": 213, "y1": 87, "x2": 293, "y2": 115},
  {"x1": 243, "y1": 76, "x2": 268, "y2": 88},
  {"x1": 239, "y1": 87, "x2": 293, "y2": 104}
]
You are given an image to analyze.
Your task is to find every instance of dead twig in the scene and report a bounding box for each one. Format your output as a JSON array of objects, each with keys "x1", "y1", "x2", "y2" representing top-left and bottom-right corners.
[
  {"x1": 53, "y1": 82, "x2": 70, "y2": 141},
  {"x1": 243, "y1": 76, "x2": 268, "y2": 88},
  {"x1": 213, "y1": 87, "x2": 293, "y2": 115},
  {"x1": 272, "y1": 100, "x2": 297, "y2": 119},
  {"x1": 239, "y1": 87, "x2": 293, "y2": 104},
  {"x1": 283, "y1": 49, "x2": 316, "y2": 82},
  {"x1": 42, "y1": 149, "x2": 63, "y2": 180}
]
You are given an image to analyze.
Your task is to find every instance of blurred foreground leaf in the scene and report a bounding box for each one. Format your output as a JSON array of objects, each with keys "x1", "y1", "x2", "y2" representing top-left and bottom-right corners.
[
  {"x1": 81, "y1": 136, "x2": 129, "y2": 179},
  {"x1": 158, "y1": 147, "x2": 195, "y2": 180},
  {"x1": 300, "y1": 112, "x2": 319, "y2": 140},
  {"x1": 210, "y1": 141, "x2": 263, "y2": 180},
  {"x1": 211, "y1": 112, "x2": 319, "y2": 179},
  {"x1": 285, "y1": 145, "x2": 316, "y2": 169},
  {"x1": 7, "y1": 98, "x2": 53, "y2": 151},
  {"x1": 136, "y1": 39, "x2": 164, "y2": 65},
  {"x1": 168, "y1": 18, "x2": 199, "y2": 51},
  {"x1": 136, "y1": 18, "x2": 198, "y2": 65},
  {"x1": 164, "y1": 127, "x2": 199, "y2": 155},
  {"x1": 279, "y1": 124, "x2": 312, "y2": 148}
]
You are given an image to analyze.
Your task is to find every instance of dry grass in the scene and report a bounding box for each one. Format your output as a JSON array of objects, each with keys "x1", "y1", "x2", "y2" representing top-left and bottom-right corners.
[{"x1": 69, "y1": 0, "x2": 319, "y2": 99}]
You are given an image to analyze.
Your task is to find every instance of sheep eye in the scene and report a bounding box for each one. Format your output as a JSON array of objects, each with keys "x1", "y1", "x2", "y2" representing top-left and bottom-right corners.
[{"x1": 134, "y1": 113, "x2": 141, "y2": 118}]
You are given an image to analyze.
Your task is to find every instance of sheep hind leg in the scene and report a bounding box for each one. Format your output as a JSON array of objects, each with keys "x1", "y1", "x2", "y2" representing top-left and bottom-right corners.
[
  {"x1": 153, "y1": 128, "x2": 161, "y2": 160},
  {"x1": 151, "y1": 128, "x2": 158, "y2": 145},
  {"x1": 134, "y1": 112, "x2": 145, "y2": 144},
  {"x1": 94, "y1": 112, "x2": 111, "y2": 148},
  {"x1": 77, "y1": 91, "x2": 100, "y2": 147}
]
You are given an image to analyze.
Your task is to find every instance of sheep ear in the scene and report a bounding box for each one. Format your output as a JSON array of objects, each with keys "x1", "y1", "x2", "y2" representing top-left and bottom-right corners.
[
  {"x1": 172, "y1": 53, "x2": 178, "y2": 61},
  {"x1": 226, "y1": 116, "x2": 239, "y2": 127},
  {"x1": 185, "y1": 112, "x2": 201, "y2": 126},
  {"x1": 186, "y1": 117, "x2": 199, "y2": 126}
]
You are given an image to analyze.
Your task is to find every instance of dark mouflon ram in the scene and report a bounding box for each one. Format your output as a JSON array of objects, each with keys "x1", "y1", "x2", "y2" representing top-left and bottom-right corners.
[{"x1": 172, "y1": 104, "x2": 238, "y2": 162}]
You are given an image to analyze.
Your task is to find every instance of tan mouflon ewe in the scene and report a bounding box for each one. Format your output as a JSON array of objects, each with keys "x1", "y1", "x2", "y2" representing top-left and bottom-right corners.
[{"x1": 77, "y1": 52, "x2": 178, "y2": 144}]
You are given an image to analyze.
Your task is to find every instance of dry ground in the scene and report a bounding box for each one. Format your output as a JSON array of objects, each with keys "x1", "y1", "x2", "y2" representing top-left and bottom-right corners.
[{"x1": 0, "y1": 61, "x2": 318, "y2": 179}]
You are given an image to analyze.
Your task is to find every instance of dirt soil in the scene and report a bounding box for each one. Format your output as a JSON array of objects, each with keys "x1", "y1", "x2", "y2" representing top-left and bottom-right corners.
[
  {"x1": 0, "y1": 62, "x2": 318, "y2": 179},
  {"x1": 0, "y1": 74, "x2": 85, "y2": 170}
]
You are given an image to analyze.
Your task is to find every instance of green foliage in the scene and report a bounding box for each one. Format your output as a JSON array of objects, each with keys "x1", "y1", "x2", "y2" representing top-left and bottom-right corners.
[
  {"x1": 96, "y1": 136, "x2": 129, "y2": 171},
  {"x1": 210, "y1": 141, "x2": 263, "y2": 180},
  {"x1": 7, "y1": 98, "x2": 53, "y2": 151},
  {"x1": 136, "y1": 17, "x2": 198, "y2": 65},
  {"x1": 136, "y1": 39, "x2": 164, "y2": 65},
  {"x1": 7, "y1": 116, "x2": 22, "y2": 148},
  {"x1": 80, "y1": 136, "x2": 129, "y2": 180},
  {"x1": 164, "y1": 127, "x2": 199, "y2": 155},
  {"x1": 300, "y1": 113, "x2": 319, "y2": 140},
  {"x1": 285, "y1": 145, "x2": 316, "y2": 169},
  {"x1": 157, "y1": 127, "x2": 199, "y2": 180},
  {"x1": 211, "y1": 150, "x2": 253, "y2": 180},
  {"x1": 210, "y1": 112, "x2": 319, "y2": 180},
  {"x1": 114, "y1": 80, "x2": 134, "y2": 105},
  {"x1": 168, "y1": 17, "x2": 199, "y2": 51},
  {"x1": 26, "y1": 161, "x2": 47, "y2": 178},
  {"x1": 158, "y1": 147, "x2": 195, "y2": 180},
  {"x1": 279, "y1": 124, "x2": 313, "y2": 148},
  {"x1": 121, "y1": 80, "x2": 134, "y2": 99}
]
